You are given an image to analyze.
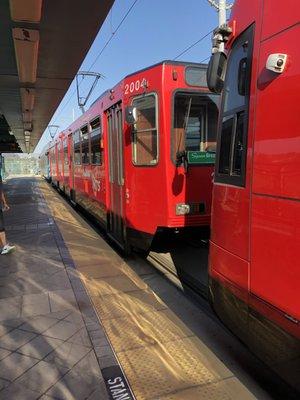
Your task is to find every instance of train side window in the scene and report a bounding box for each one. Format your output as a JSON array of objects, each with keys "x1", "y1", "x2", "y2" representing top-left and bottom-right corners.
[
  {"x1": 216, "y1": 24, "x2": 254, "y2": 186},
  {"x1": 73, "y1": 130, "x2": 81, "y2": 165},
  {"x1": 185, "y1": 67, "x2": 207, "y2": 87},
  {"x1": 218, "y1": 115, "x2": 235, "y2": 174},
  {"x1": 56, "y1": 144, "x2": 60, "y2": 173},
  {"x1": 80, "y1": 125, "x2": 90, "y2": 165},
  {"x1": 132, "y1": 94, "x2": 158, "y2": 166},
  {"x1": 90, "y1": 117, "x2": 102, "y2": 165},
  {"x1": 50, "y1": 149, "x2": 56, "y2": 172}
]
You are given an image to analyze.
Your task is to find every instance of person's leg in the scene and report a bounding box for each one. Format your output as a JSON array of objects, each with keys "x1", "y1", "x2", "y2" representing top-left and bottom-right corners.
[
  {"x1": 0, "y1": 230, "x2": 6, "y2": 248},
  {"x1": 0, "y1": 203, "x2": 15, "y2": 255},
  {"x1": 0, "y1": 209, "x2": 6, "y2": 248}
]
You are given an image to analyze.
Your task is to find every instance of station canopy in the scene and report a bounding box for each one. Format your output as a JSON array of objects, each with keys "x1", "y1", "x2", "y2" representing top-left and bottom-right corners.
[{"x1": 0, "y1": 0, "x2": 114, "y2": 153}]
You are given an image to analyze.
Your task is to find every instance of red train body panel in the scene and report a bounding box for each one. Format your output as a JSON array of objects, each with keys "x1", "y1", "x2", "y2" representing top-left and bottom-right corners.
[
  {"x1": 48, "y1": 61, "x2": 219, "y2": 250},
  {"x1": 208, "y1": 0, "x2": 300, "y2": 391}
]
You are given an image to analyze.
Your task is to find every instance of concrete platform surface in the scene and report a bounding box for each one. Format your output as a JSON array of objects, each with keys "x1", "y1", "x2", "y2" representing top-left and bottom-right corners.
[
  {"x1": 0, "y1": 178, "x2": 295, "y2": 400},
  {"x1": 0, "y1": 178, "x2": 110, "y2": 400}
]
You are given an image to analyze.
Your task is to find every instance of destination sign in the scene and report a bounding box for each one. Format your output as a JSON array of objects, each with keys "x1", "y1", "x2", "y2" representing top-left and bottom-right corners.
[{"x1": 187, "y1": 151, "x2": 215, "y2": 164}]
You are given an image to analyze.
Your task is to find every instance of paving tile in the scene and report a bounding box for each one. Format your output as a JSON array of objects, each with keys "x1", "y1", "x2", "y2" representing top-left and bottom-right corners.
[
  {"x1": 0, "y1": 285, "x2": 22, "y2": 299},
  {"x1": 67, "y1": 326, "x2": 92, "y2": 347},
  {"x1": 74, "y1": 290, "x2": 94, "y2": 311},
  {"x1": 70, "y1": 278, "x2": 86, "y2": 292},
  {"x1": 0, "y1": 377, "x2": 9, "y2": 391},
  {"x1": 0, "y1": 382, "x2": 41, "y2": 400},
  {"x1": 94, "y1": 344, "x2": 112, "y2": 358},
  {"x1": 16, "y1": 360, "x2": 68, "y2": 394},
  {"x1": 0, "y1": 348, "x2": 11, "y2": 361},
  {"x1": 85, "y1": 321, "x2": 102, "y2": 332},
  {"x1": 63, "y1": 311, "x2": 85, "y2": 328},
  {"x1": 46, "y1": 310, "x2": 73, "y2": 320},
  {"x1": 0, "y1": 324, "x2": 13, "y2": 338},
  {"x1": 17, "y1": 335, "x2": 64, "y2": 359},
  {"x1": 86, "y1": 384, "x2": 109, "y2": 400},
  {"x1": 45, "y1": 351, "x2": 102, "y2": 400},
  {"x1": 44, "y1": 341, "x2": 90, "y2": 368},
  {"x1": 21, "y1": 293, "x2": 51, "y2": 317},
  {"x1": 0, "y1": 352, "x2": 38, "y2": 381},
  {"x1": 92, "y1": 336, "x2": 111, "y2": 351},
  {"x1": 89, "y1": 328, "x2": 106, "y2": 342},
  {"x1": 43, "y1": 319, "x2": 80, "y2": 341},
  {"x1": 0, "y1": 268, "x2": 10, "y2": 278},
  {"x1": 0, "y1": 296, "x2": 22, "y2": 321},
  {"x1": 95, "y1": 353, "x2": 117, "y2": 369},
  {"x1": 42, "y1": 271, "x2": 72, "y2": 291},
  {"x1": 1, "y1": 317, "x2": 24, "y2": 328},
  {"x1": 0, "y1": 328, "x2": 37, "y2": 351},
  {"x1": 49, "y1": 289, "x2": 77, "y2": 313},
  {"x1": 18, "y1": 315, "x2": 59, "y2": 334},
  {"x1": 66, "y1": 267, "x2": 81, "y2": 281}
]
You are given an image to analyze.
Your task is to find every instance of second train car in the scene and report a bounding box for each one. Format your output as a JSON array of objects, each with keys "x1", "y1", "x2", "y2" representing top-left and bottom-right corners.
[{"x1": 47, "y1": 60, "x2": 219, "y2": 251}]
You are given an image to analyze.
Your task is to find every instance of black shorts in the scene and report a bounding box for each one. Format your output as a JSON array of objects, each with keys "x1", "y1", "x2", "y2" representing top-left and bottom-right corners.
[{"x1": 0, "y1": 208, "x2": 4, "y2": 232}]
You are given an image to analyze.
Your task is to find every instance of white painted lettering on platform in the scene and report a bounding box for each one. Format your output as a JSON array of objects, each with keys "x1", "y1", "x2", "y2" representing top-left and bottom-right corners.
[{"x1": 107, "y1": 377, "x2": 131, "y2": 399}]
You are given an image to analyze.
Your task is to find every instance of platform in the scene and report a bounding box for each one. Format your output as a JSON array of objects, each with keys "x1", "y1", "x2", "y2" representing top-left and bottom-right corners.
[{"x1": 0, "y1": 177, "x2": 292, "y2": 400}]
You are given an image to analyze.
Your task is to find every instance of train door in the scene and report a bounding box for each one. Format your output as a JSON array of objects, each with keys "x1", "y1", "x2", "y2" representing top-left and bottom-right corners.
[
  {"x1": 211, "y1": 24, "x2": 254, "y2": 294},
  {"x1": 63, "y1": 137, "x2": 69, "y2": 193},
  {"x1": 67, "y1": 135, "x2": 73, "y2": 196},
  {"x1": 106, "y1": 103, "x2": 125, "y2": 246},
  {"x1": 71, "y1": 131, "x2": 80, "y2": 202}
]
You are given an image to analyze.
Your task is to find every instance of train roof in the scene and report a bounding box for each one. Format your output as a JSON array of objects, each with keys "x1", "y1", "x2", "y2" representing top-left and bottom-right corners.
[
  {"x1": 47, "y1": 59, "x2": 210, "y2": 147},
  {"x1": 90, "y1": 60, "x2": 208, "y2": 109},
  {"x1": 125, "y1": 59, "x2": 208, "y2": 79}
]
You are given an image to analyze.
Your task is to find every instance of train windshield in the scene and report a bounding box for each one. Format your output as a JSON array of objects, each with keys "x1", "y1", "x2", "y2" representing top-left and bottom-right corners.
[{"x1": 172, "y1": 92, "x2": 219, "y2": 164}]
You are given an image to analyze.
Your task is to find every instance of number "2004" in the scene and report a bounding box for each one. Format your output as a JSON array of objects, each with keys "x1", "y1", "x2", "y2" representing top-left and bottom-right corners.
[{"x1": 124, "y1": 78, "x2": 147, "y2": 94}]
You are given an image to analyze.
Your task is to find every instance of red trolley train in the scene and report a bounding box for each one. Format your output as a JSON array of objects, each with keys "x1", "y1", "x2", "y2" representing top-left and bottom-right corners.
[
  {"x1": 207, "y1": 0, "x2": 300, "y2": 391},
  {"x1": 47, "y1": 61, "x2": 219, "y2": 251}
]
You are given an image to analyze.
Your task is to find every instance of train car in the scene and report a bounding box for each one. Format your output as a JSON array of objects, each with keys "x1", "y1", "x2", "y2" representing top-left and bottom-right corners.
[
  {"x1": 207, "y1": 0, "x2": 300, "y2": 391},
  {"x1": 48, "y1": 60, "x2": 219, "y2": 251}
]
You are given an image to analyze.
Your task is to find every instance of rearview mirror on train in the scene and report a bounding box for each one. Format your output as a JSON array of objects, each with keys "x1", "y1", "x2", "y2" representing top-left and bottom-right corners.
[
  {"x1": 207, "y1": 52, "x2": 227, "y2": 93},
  {"x1": 125, "y1": 106, "x2": 137, "y2": 125}
]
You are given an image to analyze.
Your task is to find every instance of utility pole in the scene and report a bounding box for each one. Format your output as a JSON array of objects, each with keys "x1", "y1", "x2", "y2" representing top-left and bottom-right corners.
[
  {"x1": 207, "y1": 0, "x2": 233, "y2": 51},
  {"x1": 218, "y1": 0, "x2": 227, "y2": 26}
]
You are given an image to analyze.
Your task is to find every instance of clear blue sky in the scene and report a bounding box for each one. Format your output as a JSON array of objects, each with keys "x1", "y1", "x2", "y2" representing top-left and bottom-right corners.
[{"x1": 35, "y1": 0, "x2": 229, "y2": 153}]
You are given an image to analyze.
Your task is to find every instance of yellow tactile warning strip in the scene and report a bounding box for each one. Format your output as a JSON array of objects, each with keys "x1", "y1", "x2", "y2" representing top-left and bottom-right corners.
[{"x1": 40, "y1": 181, "x2": 257, "y2": 400}]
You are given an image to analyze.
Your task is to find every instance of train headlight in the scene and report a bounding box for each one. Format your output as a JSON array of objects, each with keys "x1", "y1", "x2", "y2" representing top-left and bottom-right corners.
[{"x1": 176, "y1": 203, "x2": 190, "y2": 215}]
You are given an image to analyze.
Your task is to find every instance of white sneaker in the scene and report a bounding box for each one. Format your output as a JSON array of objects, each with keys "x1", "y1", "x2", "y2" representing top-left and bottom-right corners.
[{"x1": 1, "y1": 244, "x2": 15, "y2": 255}]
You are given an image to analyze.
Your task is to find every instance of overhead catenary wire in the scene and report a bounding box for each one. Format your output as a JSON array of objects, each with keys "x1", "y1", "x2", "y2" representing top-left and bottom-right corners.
[
  {"x1": 51, "y1": 0, "x2": 139, "y2": 125},
  {"x1": 173, "y1": 29, "x2": 214, "y2": 61},
  {"x1": 200, "y1": 55, "x2": 210, "y2": 63},
  {"x1": 88, "y1": 0, "x2": 139, "y2": 71}
]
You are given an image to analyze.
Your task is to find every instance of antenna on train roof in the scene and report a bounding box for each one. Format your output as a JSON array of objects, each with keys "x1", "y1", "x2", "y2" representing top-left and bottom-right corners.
[
  {"x1": 207, "y1": 0, "x2": 234, "y2": 52},
  {"x1": 76, "y1": 71, "x2": 104, "y2": 114}
]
